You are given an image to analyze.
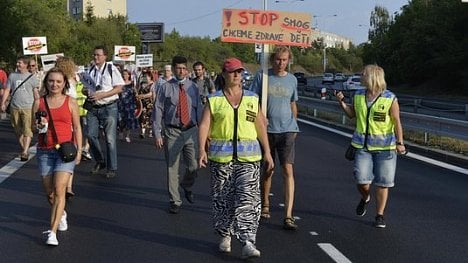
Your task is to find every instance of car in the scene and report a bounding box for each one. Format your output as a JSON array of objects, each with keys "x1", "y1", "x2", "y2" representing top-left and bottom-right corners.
[
  {"x1": 343, "y1": 76, "x2": 363, "y2": 90},
  {"x1": 293, "y1": 72, "x2": 307, "y2": 85},
  {"x1": 322, "y1": 73, "x2": 334, "y2": 85},
  {"x1": 242, "y1": 70, "x2": 253, "y2": 89},
  {"x1": 242, "y1": 70, "x2": 253, "y2": 81},
  {"x1": 334, "y1": 73, "x2": 346, "y2": 82}
]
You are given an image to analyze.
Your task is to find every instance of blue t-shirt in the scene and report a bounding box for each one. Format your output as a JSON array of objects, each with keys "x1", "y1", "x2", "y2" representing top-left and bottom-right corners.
[{"x1": 250, "y1": 69, "x2": 300, "y2": 133}]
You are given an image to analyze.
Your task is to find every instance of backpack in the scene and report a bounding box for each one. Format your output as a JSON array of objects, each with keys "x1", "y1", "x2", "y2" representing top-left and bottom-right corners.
[{"x1": 89, "y1": 63, "x2": 113, "y2": 80}]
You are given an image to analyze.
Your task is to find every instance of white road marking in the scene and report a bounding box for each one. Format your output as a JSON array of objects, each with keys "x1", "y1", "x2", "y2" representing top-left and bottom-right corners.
[
  {"x1": 298, "y1": 119, "x2": 468, "y2": 175},
  {"x1": 317, "y1": 243, "x2": 352, "y2": 263},
  {"x1": 309, "y1": 231, "x2": 319, "y2": 236},
  {"x1": 0, "y1": 146, "x2": 36, "y2": 184}
]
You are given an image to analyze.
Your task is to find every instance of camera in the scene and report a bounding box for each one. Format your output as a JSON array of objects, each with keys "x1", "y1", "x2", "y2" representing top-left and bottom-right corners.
[
  {"x1": 35, "y1": 111, "x2": 47, "y2": 123},
  {"x1": 95, "y1": 85, "x2": 102, "y2": 91}
]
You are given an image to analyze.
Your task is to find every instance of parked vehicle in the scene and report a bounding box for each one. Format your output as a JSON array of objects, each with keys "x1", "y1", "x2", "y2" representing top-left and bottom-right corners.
[
  {"x1": 343, "y1": 76, "x2": 363, "y2": 90},
  {"x1": 334, "y1": 72, "x2": 346, "y2": 82},
  {"x1": 322, "y1": 73, "x2": 334, "y2": 85},
  {"x1": 242, "y1": 70, "x2": 253, "y2": 89},
  {"x1": 293, "y1": 72, "x2": 307, "y2": 85}
]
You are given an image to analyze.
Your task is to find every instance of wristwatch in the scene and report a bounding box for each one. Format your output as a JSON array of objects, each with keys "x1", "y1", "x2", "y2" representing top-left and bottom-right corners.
[{"x1": 396, "y1": 141, "x2": 404, "y2": 146}]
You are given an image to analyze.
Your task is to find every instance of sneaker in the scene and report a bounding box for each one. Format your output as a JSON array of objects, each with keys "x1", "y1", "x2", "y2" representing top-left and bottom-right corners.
[
  {"x1": 43, "y1": 230, "x2": 58, "y2": 246},
  {"x1": 356, "y1": 196, "x2": 370, "y2": 216},
  {"x1": 283, "y1": 217, "x2": 298, "y2": 230},
  {"x1": 58, "y1": 211, "x2": 68, "y2": 231},
  {"x1": 125, "y1": 136, "x2": 131, "y2": 143},
  {"x1": 219, "y1": 235, "x2": 231, "y2": 253},
  {"x1": 105, "y1": 170, "x2": 117, "y2": 179},
  {"x1": 374, "y1": 215, "x2": 386, "y2": 228},
  {"x1": 81, "y1": 150, "x2": 92, "y2": 160},
  {"x1": 169, "y1": 204, "x2": 180, "y2": 214},
  {"x1": 91, "y1": 162, "x2": 106, "y2": 175},
  {"x1": 241, "y1": 241, "x2": 261, "y2": 259}
]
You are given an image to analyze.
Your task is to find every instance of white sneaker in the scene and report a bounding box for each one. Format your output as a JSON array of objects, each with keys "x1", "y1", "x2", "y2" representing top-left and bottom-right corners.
[
  {"x1": 43, "y1": 230, "x2": 58, "y2": 246},
  {"x1": 58, "y1": 211, "x2": 68, "y2": 231},
  {"x1": 125, "y1": 136, "x2": 131, "y2": 143},
  {"x1": 219, "y1": 235, "x2": 231, "y2": 253},
  {"x1": 241, "y1": 241, "x2": 260, "y2": 259}
]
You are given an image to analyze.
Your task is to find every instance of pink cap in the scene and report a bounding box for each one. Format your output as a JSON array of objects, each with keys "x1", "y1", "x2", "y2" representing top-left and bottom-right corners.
[{"x1": 223, "y1": 58, "x2": 244, "y2": 72}]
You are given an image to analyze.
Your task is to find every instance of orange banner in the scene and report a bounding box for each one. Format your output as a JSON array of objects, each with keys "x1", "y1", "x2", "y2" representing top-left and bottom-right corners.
[{"x1": 221, "y1": 9, "x2": 312, "y2": 47}]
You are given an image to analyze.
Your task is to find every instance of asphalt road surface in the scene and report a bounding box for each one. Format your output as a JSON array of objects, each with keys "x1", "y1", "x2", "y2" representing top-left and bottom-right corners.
[{"x1": 0, "y1": 118, "x2": 467, "y2": 263}]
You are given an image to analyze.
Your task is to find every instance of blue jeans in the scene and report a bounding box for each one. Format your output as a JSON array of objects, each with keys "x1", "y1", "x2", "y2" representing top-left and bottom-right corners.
[
  {"x1": 353, "y1": 149, "x2": 397, "y2": 187},
  {"x1": 86, "y1": 102, "x2": 118, "y2": 171}
]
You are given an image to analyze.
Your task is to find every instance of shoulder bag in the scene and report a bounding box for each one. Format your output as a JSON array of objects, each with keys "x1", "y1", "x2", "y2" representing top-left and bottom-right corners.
[
  {"x1": 43, "y1": 96, "x2": 77, "y2": 163},
  {"x1": 6, "y1": 74, "x2": 33, "y2": 114}
]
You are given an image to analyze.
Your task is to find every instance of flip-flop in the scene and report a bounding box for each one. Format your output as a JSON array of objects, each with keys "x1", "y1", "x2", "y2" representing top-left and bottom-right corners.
[
  {"x1": 20, "y1": 153, "x2": 29, "y2": 162},
  {"x1": 261, "y1": 206, "x2": 270, "y2": 219}
]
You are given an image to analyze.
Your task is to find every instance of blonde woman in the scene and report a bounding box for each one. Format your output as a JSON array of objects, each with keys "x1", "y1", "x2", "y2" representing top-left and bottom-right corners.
[{"x1": 335, "y1": 64, "x2": 406, "y2": 228}]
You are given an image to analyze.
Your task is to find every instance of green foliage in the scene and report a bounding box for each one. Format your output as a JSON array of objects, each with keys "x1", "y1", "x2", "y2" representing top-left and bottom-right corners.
[{"x1": 362, "y1": 0, "x2": 468, "y2": 94}]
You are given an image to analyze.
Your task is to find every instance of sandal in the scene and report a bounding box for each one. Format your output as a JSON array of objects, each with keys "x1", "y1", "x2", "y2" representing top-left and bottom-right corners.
[
  {"x1": 20, "y1": 153, "x2": 29, "y2": 162},
  {"x1": 260, "y1": 206, "x2": 270, "y2": 219},
  {"x1": 283, "y1": 217, "x2": 298, "y2": 230},
  {"x1": 66, "y1": 191, "x2": 75, "y2": 200}
]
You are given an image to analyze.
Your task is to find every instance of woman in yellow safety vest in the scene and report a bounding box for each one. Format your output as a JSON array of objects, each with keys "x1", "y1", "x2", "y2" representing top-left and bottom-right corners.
[
  {"x1": 335, "y1": 64, "x2": 406, "y2": 229},
  {"x1": 198, "y1": 58, "x2": 274, "y2": 259}
]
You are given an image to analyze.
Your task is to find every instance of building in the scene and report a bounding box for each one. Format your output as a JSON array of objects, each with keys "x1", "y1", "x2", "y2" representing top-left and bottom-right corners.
[
  {"x1": 312, "y1": 29, "x2": 352, "y2": 50},
  {"x1": 67, "y1": 0, "x2": 127, "y2": 20}
]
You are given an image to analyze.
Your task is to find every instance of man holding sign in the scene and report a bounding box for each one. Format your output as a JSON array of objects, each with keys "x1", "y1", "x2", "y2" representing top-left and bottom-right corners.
[{"x1": 250, "y1": 46, "x2": 300, "y2": 230}]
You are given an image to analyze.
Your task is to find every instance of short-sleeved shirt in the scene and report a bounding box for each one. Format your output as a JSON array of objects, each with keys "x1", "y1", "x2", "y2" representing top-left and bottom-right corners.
[
  {"x1": 250, "y1": 69, "x2": 299, "y2": 133},
  {"x1": 7, "y1": 72, "x2": 39, "y2": 109},
  {"x1": 0, "y1": 69, "x2": 7, "y2": 89},
  {"x1": 88, "y1": 63, "x2": 125, "y2": 105}
]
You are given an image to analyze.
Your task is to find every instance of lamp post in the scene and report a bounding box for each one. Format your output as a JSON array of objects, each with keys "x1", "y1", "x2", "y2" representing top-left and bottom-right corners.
[{"x1": 312, "y1": 14, "x2": 337, "y2": 73}]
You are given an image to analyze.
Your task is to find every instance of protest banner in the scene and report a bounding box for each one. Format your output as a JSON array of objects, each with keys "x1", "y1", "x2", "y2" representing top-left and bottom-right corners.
[
  {"x1": 22, "y1": 37, "x2": 48, "y2": 55},
  {"x1": 41, "y1": 53, "x2": 64, "y2": 71},
  {"x1": 114, "y1": 45, "x2": 136, "y2": 62},
  {"x1": 221, "y1": 9, "x2": 312, "y2": 47},
  {"x1": 136, "y1": 54, "x2": 153, "y2": 67}
]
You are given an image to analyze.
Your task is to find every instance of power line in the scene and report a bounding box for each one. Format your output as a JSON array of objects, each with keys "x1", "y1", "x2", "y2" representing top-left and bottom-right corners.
[{"x1": 166, "y1": 0, "x2": 245, "y2": 26}]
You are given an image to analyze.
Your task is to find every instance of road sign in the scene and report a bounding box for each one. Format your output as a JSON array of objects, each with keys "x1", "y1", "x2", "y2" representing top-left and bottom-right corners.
[
  {"x1": 136, "y1": 23, "x2": 164, "y2": 43},
  {"x1": 255, "y1": 43, "x2": 262, "y2": 53}
]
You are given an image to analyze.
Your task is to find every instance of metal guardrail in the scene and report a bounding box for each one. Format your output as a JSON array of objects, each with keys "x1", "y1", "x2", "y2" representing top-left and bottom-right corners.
[
  {"x1": 299, "y1": 84, "x2": 468, "y2": 120},
  {"x1": 297, "y1": 96, "x2": 468, "y2": 141}
]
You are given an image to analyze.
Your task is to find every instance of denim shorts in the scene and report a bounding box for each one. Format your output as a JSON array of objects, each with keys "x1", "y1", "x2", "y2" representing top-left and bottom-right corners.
[
  {"x1": 37, "y1": 148, "x2": 76, "y2": 177},
  {"x1": 353, "y1": 149, "x2": 397, "y2": 187}
]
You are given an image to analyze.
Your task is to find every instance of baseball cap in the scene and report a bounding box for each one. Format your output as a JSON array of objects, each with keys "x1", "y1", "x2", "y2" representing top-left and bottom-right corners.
[{"x1": 223, "y1": 58, "x2": 244, "y2": 72}]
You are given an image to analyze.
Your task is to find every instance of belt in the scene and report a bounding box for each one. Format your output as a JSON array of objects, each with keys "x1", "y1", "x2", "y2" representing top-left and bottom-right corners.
[
  {"x1": 92, "y1": 100, "x2": 117, "y2": 108},
  {"x1": 168, "y1": 124, "x2": 196, "y2": 131}
]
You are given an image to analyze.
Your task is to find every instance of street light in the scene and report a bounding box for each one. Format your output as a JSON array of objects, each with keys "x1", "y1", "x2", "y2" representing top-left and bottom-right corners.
[{"x1": 312, "y1": 14, "x2": 337, "y2": 72}]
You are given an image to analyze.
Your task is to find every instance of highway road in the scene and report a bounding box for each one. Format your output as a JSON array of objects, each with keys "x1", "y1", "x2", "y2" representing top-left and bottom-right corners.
[{"x1": 0, "y1": 118, "x2": 467, "y2": 263}]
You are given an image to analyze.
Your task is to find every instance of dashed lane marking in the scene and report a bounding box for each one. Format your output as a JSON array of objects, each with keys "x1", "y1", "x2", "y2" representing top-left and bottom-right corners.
[{"x1": 318, "y1": 243, "x2": 352, "y2": 263}]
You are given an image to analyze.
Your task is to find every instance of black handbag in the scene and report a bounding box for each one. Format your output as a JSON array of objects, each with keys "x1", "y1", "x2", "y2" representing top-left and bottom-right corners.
[
  {"x1": 345, "y1": 144, "x2": 357, "y2": 161},
  {"x1": 43, "y1": 96, "x2": 77, "y2": 163}
]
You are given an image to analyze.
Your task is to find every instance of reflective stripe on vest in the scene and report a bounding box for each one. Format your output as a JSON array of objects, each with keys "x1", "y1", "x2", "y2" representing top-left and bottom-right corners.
[
  {"x1": 351, "y1": 89, "x2": 396, "y2": 151},
  {"x1": 208, "y1": 90, "x2": 262, "y2": 163}
]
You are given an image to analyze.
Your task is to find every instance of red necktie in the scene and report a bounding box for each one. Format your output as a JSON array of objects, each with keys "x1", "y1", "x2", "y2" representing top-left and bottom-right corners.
[{"x1": 178, "y1": 83, "x2": 190, "y2": 126}]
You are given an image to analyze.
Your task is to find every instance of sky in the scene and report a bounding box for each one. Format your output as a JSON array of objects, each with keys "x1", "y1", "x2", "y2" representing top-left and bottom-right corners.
[{"x1": 127, "y1": 0, "x2": 410, "y2": 45}]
